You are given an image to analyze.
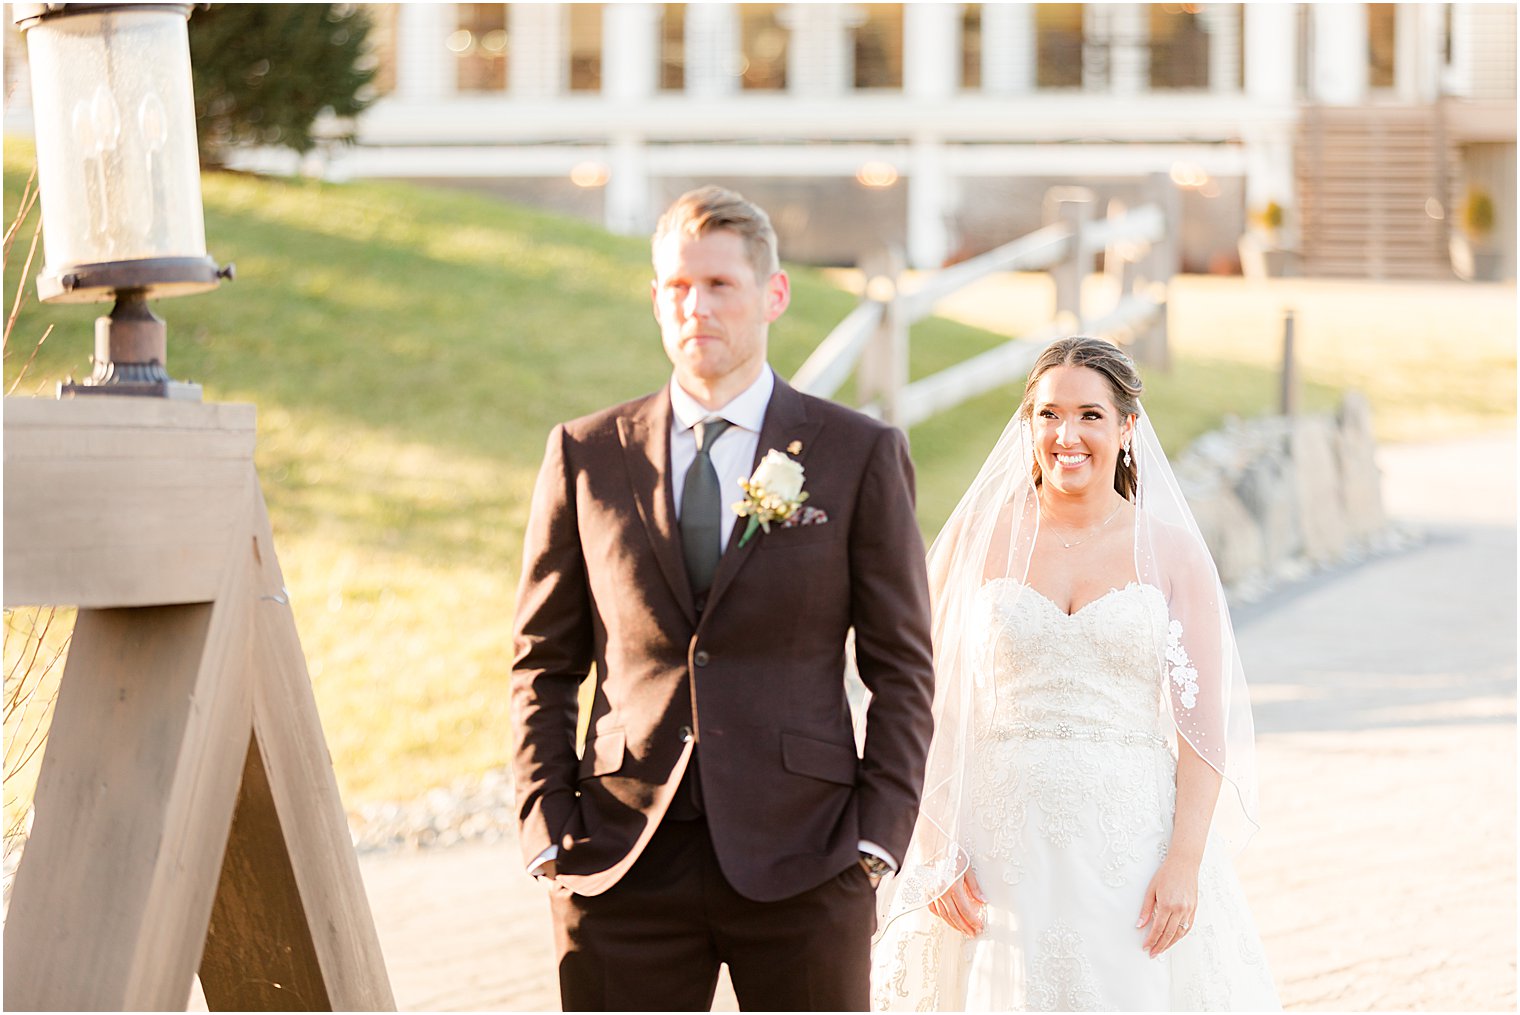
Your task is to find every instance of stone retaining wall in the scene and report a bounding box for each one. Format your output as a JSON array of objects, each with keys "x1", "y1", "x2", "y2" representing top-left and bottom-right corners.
[{"x1": 1175, "y1": 392, "x2": 1396, "y2": 600}]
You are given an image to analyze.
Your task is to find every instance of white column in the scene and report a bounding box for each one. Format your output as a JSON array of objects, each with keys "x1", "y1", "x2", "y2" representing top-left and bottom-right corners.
[
  {"x1": 1094, "y1": 4, "x2": 1147, "y2": 95},
  {"x1": 1242, "y1": 2, "x2": 1296, "y2": 234},
  {"x1": 1244, "y1": 2, "x2": 1297, "y2": 105},
  {"x1": 1311, "y1": 4, "x2": 1368, "y2": 105},
  {"x1": 604, "y1": 5, "x2": 654, "y2": 238},
  {"x1": 1412, "y1": 2, "x2": 1448, "y2": 101},
  {"x1": 904, "y1": 2, "x2": 958, "y2": 100},
  {"x1": 1202, "y1": 3, "x2": 1241, "y2": 93},
  {"x1": 1444, "y1": 3, "x2": 1475, "y2": 98},
  {"x1": 1082, "y1": 5, "x2": 1107, "y2": 93},
  {"x1": 606, "y1": 131, "x2": 649, "y2": 237},
  {"x1": 1398, "y1": 3, "x2": 1438, "y2": 102},
  {"x1": 785, "y1": 4, "x2": 849, "y2": 98},
  {"x1": 510, "y1": 3, "x2": 564, "y2": 98},
  {"x1": 395, "y1": 3, "x2": 453, "y2": 101},
  {"x1": 980, "y1": 2, "x2": 1035, "y2": 94},
  {"x1": 685, "y1": 3, "x2": 739, "y2": 98},
  {"x1": 1242, "y1": 126, "x2": 1296, "y2": 235},
  {"x1": 604, "y1": 3, "x2": 659, "y2": 102},
  {"x1": 907, "y1": 133, "x2": 949, "y2": 269}
]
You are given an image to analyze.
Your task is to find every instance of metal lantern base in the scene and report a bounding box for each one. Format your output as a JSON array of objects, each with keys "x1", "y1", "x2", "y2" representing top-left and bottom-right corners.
[
  {"x1": 59, "y1": 378, "x2": 203, "y2": 400},
  {"x1": 56, "y1": 291, "x2": 202, "y2": 401}
]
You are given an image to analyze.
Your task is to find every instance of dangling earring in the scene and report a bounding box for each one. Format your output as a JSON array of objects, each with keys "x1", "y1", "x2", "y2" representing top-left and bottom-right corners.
[{"x1": 1122, "y1": 441, "x2": 1132, "y2": 469}]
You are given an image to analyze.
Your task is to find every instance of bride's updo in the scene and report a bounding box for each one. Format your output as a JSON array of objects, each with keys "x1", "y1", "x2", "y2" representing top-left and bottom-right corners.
[{"x1": 1018, "y1": 336, "x2": 1144, "y2": 499}]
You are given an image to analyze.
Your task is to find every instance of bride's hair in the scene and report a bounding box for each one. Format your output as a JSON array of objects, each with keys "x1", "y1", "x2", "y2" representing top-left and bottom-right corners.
[{"x1": 1017, "y1": 336, "x2": 1143, "y2": 499}]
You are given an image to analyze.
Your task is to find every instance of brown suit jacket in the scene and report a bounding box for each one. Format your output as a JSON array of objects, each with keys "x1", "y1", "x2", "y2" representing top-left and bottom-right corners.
[{"x1": 510, "y1": 374, "x2": 934, "y2": 902}]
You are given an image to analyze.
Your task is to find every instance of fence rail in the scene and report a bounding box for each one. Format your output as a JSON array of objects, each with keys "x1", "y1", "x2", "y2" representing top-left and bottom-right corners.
[{"x1": 792, "y1": 181, "x2": 1177, "y2": 429}]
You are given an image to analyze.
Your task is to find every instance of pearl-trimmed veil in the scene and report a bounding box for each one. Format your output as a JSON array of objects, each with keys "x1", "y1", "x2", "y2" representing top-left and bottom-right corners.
[{"x1": 875, "y1": 396, "x2": 1261, "y2": 936}]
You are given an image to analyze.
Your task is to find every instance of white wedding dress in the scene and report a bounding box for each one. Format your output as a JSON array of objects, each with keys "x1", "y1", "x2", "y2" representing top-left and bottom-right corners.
[{"x1": 872, "y1": 579, "x2": 1280, "y2": 1011}]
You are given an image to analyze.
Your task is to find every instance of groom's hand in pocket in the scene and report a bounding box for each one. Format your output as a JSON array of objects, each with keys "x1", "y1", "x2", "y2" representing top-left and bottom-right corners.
[{"x1": 928, "y1": 867, "x2": 986, "y2": 936}]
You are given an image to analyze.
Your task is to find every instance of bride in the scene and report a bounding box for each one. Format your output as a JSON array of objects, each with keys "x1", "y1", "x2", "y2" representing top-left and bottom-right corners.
[{"x1": 871, "y1": 337, "x2": 1279, "y2": 1011}]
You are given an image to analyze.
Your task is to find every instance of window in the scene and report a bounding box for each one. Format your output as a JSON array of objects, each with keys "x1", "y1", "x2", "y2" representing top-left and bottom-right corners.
[
  {"x1": 660, "y1": 3, "x2": 685, "y2": 91},
  {"x1": 450, "y1": 3, "x2": 508, "y2": 93},
  {"x1": 962, "y1": 4, "x2": 983, "y2": 90},
  {"x1": 1368, "y1": 3, "x2": 1396, "y2": 88},
  {"x1": 568, "y1": 3, "x2": 602, "y2": 91},
  {"x1": 1036, "y1": 4, "x2": 1084, "y2": 88},
  {"x1": 852, "y1": 4, "x2": 904, "y2": 89},
  {"x1": 740, "y1": 4, "x2": 788, "y2": 91},
  {"x1": 1149, "y1": 5, "x2": 1209, "y2": 90}
]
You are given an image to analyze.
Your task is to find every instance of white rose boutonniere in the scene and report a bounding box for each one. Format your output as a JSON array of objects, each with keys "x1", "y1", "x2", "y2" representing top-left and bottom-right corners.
[{"x1": 733, "y1": 449, "x2": 809, "y2": 546}]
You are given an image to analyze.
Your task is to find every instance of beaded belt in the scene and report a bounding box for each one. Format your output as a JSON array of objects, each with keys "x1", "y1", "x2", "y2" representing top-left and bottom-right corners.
[{"x1": 981, "y1": 720, "x2": 1171, "y2": 749}]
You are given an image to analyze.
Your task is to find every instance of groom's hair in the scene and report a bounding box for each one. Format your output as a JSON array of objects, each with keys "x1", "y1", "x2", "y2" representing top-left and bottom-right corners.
[{"x1": 653, "y1": 186, "x2": 781, "y2": 283}]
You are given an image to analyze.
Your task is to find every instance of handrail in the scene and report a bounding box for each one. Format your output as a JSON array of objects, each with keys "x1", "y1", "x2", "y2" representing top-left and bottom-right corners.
[
  {"x1": 791, "y1": 299, "x2": 883, "y2": 398},
  {"x1": 897, "y1": 326, "x2": 1063, "y2": 429},
  {"x1": 1080, "y1": 204, "x2": 1166, "y2": 254},
  {"x1": 902, "y1": 223, "x2": 1073, "y2": 320},
  {"x1": 793, "y1": 197, "x2": 1171, "y2": 425}
]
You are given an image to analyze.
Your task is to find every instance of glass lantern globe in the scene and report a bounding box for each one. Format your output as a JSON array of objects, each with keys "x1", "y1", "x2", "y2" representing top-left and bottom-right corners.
[{"x1": 16, "y1": 3, "x2": 222, "y2": 304}]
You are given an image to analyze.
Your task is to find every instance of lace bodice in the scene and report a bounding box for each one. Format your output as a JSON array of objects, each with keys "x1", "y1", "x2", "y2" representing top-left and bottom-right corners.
[{"x1": 973, "y1": 580, "x2": 1173, "y2": 745}]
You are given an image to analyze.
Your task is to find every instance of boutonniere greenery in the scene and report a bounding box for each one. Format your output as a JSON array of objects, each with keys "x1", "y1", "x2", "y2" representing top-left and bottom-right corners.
[{"x1": 733, "y1": 449, "x2": 809, "y2": 546}]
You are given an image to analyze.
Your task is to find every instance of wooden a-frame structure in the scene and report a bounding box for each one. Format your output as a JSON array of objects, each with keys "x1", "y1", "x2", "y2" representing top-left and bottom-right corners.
[{"x1": 3, "y1": 396, "x2": 395, "y2": 1011}]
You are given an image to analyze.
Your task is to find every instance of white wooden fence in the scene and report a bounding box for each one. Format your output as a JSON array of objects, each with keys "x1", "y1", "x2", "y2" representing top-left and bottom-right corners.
[{"x1": 793, "y1": 178, "x2": 1179, "y2": 429}]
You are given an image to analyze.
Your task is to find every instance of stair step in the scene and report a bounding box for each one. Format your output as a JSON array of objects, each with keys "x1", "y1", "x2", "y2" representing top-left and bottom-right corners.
[{"x1": 1295, "y1": 104, "x2": 1460, "y2": 280}]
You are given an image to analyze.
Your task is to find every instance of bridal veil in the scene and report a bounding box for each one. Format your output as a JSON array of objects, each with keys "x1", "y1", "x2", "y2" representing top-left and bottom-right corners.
[{"x1": 875, "y1": 392, "x2": 1262, "y2": 936}]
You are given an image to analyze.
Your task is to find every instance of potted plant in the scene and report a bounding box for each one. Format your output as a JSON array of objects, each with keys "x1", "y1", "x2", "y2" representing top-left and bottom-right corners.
[
  {"x1": 1240, "y1": 200, "x2": 1295, "y2": 277},
  {"x1": 1256, "y1": 200, "x2": 1285, "y2": 242},
  {"x1": 1461, "y1": 187, "x2": 1501, "y2": 281}
]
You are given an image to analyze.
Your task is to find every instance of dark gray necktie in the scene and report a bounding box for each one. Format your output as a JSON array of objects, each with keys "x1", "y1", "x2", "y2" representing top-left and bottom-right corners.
[{"x1": 680, "y1": 417, "x2": 733, "y2": 596}]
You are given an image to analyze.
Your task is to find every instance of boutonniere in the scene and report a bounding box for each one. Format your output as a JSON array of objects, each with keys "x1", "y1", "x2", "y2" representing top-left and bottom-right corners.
[{"x1": 733, "y1": 449, "x2": 809, "y2": 547}]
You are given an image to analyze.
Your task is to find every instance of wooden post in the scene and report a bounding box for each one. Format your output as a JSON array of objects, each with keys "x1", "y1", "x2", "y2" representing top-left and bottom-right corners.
[
  {"x1": 1139, "y1": 171, "x2": 1181, "y2": 371},
  {"x1": 856, "y1": 245, "x2": 909, "y2": 428},
  {"x1": 1280, "y1": 309, "x2": 1299, "y2": 416},
  {"x1": 3, "y1": 397, "x2": 394, "y2": 1012},
  {"x1": 1045, "y1": 187, "x2": 1095, "y2": 335}
]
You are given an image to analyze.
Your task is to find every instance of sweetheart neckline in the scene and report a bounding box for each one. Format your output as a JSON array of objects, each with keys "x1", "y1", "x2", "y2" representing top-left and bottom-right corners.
[{"x1": 982, "y1": 578, "x2": 1162, "y2": 619}]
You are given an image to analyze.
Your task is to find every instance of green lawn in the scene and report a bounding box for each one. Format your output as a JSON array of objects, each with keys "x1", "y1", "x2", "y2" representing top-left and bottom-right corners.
[
  {"x1": 2, "y1": 144, "x2": 1032, "y2": 811},
  {"x1": 5, "y1": 139, "x2": 1473, "y2": 816}
]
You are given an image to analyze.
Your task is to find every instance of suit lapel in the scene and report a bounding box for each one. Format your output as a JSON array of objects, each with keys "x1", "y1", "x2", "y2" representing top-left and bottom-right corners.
[
  {"x1": 617, "y1": 388, "x2": 698, "y2": 626},
  {"x1": 703, "y1": 377, "x2": 824, "y2": 618}
]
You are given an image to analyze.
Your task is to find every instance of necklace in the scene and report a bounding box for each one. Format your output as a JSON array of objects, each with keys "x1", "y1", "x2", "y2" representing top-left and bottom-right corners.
[{"x1": 1038, "y1": 498, "x2": 1124, "y2": 549}]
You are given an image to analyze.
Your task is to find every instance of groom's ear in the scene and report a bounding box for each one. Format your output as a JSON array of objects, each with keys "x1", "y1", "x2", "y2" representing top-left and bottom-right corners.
[{"x1": 764, "y1": 270, "x2": 791, "y2": 322}]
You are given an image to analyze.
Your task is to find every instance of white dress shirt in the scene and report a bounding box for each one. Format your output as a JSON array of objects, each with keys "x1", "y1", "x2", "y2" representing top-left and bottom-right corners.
[{"x1": 668, "y1": 366, "x2": 773, "y2": 547}]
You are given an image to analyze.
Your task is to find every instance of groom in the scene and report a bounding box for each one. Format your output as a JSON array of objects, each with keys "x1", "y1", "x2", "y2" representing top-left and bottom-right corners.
[{"x1": 511, "y1": 186, "x2": 935, "y2": 1011}]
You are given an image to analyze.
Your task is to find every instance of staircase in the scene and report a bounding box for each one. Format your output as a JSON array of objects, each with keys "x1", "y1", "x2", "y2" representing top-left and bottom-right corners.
[{"x1": 1296, "y1": 105, "x2": 1460, "y2": 280}]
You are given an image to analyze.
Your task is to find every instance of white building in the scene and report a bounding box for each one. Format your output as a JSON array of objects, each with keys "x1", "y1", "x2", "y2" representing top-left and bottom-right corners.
[{"x1": 7, "y1": 3, "x2": 1515, "y2": 277}]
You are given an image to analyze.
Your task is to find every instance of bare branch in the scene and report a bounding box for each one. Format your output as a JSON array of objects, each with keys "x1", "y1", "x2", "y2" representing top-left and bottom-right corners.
[
  {"x1": 7, "y1": 607, "x2": 54, "y2": 690},
  {"x1": 2, "y1": 165, "x2": 40, "y2": 257},
  {"x1": 4, "y1": 215, "x2": 43, "y2": 356},
  {"x1": 7, "y1": 323, "x2": 54, "y2": 397}
]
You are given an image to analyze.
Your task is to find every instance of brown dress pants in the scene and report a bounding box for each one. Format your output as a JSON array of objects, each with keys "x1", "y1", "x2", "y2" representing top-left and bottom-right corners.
[{"x1": 548, "y1": 816, "x2": 876, "y2": 1011}]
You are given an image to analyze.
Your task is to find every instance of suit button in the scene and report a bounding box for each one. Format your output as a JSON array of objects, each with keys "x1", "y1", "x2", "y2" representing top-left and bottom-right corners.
[
  {"x1": 679, "y1": 725, "x2": 693, "y2": 743},
  {"x1": 694, "y1": 650, "x2": 711, "y2": 667}
]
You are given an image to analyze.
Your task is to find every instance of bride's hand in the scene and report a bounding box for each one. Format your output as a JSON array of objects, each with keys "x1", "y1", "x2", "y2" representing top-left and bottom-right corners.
[
  {"x1": 1136, "y1": 857, "x2": 1199, "y2": 957},
  {"x1": 928, "y1": 867, "x2": 986, "y2": 936}
]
